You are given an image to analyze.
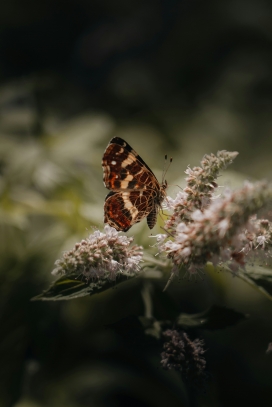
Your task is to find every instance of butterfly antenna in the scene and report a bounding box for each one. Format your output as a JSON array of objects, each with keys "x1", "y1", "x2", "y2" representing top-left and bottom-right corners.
[
  {"x1": 162, "y1": 154, "x2": 173, "y2": 184},
  {"x1": 162, "y1": 154, "x2": 167, "y2": 181}
]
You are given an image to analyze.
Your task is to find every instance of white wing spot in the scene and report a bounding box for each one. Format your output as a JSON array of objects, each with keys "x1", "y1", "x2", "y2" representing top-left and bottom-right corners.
[
  {"x1": 122, "y1": 192, "x2": 138, "y2": 219},
  {"x1": 120, "y1": 181, "x2": 129, "y2": 188},
  {"x1": 121, "y1": 155, "x2": 135, "y2": 168},
  {"x1": 115, "y1": 175, "x2": 118, "y2": 178},
  {"x1": 111, "y1": 160, "x2": 117, "y2": 165}
]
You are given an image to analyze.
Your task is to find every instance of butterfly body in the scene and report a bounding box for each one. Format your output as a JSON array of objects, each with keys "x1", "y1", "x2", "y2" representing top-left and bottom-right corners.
[{"x1": 102, "y1": 137, "x2": 167, "y2": 232}]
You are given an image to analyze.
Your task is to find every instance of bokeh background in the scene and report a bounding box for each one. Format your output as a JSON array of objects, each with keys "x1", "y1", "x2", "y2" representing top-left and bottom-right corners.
[{"x1": 1, "y1": 1, "x2": 272, "y2": 406}]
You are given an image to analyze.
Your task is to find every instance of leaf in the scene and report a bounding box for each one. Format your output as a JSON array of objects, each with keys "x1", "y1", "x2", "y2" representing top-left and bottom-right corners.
[
  {"x1": 237, "y1": 265, "x2": 272, "y2": 300},
  {"x1": 176, "y1": 305, "x2": 247, "y2": 330},
  {"x1": 31, "y1": 272, "x2": 136, "y2": 301},
  {"x1": 207, "y1": 262, "x2": 272, "y2": 301}
]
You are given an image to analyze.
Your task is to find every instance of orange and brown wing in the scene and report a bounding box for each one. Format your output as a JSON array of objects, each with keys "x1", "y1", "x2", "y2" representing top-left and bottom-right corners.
[
  {"x1": 102, "y1": 137, "x2": 162, "y2": 231},
  {"x1": 102, "y1": 137, "x2": 160, "y2": 192},
  {"x1": 104, "y1": 189, "x2": 158, "y2": 232}
]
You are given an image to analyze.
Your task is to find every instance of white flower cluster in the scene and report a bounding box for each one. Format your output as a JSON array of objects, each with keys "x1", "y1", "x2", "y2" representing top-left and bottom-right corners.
[
  {"x1": 165, "y1": 150, "x2": 239, "y2": 231},
  {"x1": 241, "y1": 217, "x2": 272, "y2": 266},
  {"x1": 159, "y1": 172, "x2": 272, "y2": 278},
  {"x1": 52, "y1": 225, "x2": 143, "y2": 281}
]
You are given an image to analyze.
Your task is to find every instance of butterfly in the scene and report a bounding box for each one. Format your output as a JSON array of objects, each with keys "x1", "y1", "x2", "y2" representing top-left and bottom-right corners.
[{"x1": 102, "y1": 137, "x2": 168, "y2": 232}]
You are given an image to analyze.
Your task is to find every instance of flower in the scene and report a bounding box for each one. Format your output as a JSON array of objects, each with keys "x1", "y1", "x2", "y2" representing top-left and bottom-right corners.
[
  {"x1": 241, "y1": 217, "x2": 272, "y2": 266},
  {"x1": 52, "y1": 224, "x2": 143, "y2": 281},
  {"x1": 161, "y1": 181, "x2": 272, "y2": 278},
  {"x1": 165, "y1": 150, "x2": 238, "y2": 231},
  {"x1": 149, "y1": 233, "x2": 167, "y2": 248},
  {"x1": 161, "y1": 329, "x2": 207, "y2": 387}
]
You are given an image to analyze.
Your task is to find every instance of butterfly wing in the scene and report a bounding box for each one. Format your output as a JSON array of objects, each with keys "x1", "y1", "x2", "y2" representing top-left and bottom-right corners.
[
  {"x1": 102, "y1": 137, "x2": 162, "y2": 231},
  {"x1": 104, "y1": 190, "x2": 157, "y2": 232},
  {"x1": 102, "y1": 137, "x2": 160, "y2": 192}
]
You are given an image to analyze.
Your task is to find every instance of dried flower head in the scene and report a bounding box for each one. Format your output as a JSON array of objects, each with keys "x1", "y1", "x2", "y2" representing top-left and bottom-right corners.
[
  {"x1": 161, "y1": 181, "x2": 272, "y2": 274},
  {"x1": 240, "y1": 217, "x2": 272, "y2": 266},
  {"x1": 165, "y1": 150, "x2": 238, "y2": 230},
  {"x1": 52, "y1": 225, "x2": 143, "y2": 281},
  {"x1": 161, "y1": 329, "x2": 207, "y2": 386}
]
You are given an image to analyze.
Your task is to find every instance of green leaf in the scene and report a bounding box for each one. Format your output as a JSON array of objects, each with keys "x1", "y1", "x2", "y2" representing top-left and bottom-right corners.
[
  {"x1": 176, "y1": 305, "x2": 247, "y2": 330},
  {"x1": 207, "y1": 262, "x2": 272, "y2": 301},
  {"x1": 31, "y1": 272, "x2": 136, "y2": 301},
  {"x1": 237, "y1": 265, "x2": 272, "y2": 300}
]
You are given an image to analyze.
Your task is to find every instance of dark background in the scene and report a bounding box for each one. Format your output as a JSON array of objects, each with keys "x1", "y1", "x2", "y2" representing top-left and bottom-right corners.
[{"x1": 1, "y1": 1, "x2": 272, "y2": 406}]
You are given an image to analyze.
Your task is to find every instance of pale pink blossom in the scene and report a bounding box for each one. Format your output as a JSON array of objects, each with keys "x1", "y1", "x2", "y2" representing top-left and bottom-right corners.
[{"x1": 52, "y1": 225, "x2": 143, "y2": 281}]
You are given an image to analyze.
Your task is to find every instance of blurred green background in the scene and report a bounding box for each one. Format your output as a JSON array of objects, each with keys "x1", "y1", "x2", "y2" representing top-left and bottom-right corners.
[{"x1": 1, "y1": 0, "x2": 272, "y2": 406}]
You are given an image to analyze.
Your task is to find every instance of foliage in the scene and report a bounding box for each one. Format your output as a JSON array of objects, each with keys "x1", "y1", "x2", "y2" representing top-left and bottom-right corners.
[{"x1": 1, "y1": 94, "x2": 272, "y2": 407}]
